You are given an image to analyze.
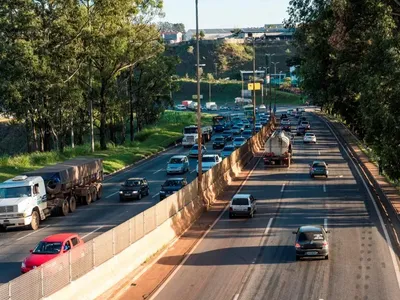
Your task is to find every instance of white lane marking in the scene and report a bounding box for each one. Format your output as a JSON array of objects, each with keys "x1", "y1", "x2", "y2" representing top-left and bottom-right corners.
[
  {"x1": 191, "y1": 169, "x2": 196, "y2": 174},
  {"x1": 281, "y1": 184, "x2": 285, "y2": 193},
  {"x1": 321, "y1": 115, "x2": 400, "y2": 291},
  {"x1": 152, "y1": 193, "x2": 160, "y2": 199},
  {"x1": 324, "y1": 218, "x2": 328, "y2": 230},
  {"x1": 106, "y1": 191, "x2": 119, "y2": 199},
  {"x1": 318, "y1": 151, "x2": 321, "y2": 155},
  {"x1": 323, "y1": 184, "x2": 326, "y2": 193},
  {"x1": 264, "y1": 218, "x2": 274, "y2": 235},
  {"x1": 153, "y1": 169, "x2": 163, "y2": 174},
  {"x1": 233, "y1": 294, "x2": 240, "y2": 300},
  {"x1": 16, "y1": 225, "x2": 50, "y2": 241},
  {"x1": 81, "y1": 226, "x2": 105, "y2": 239},
  {"x1": 149, "y1": 157, "x2": 262, "y2": 300}
]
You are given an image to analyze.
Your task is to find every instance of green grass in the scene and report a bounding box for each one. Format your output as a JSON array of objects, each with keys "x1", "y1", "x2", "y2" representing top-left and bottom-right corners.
[
  {"x1": 173, "y1": 79, "x2": 305, "y2": 106},
  {"x1": 0, "y1": 111, "x2": 213, "y2": 182}
]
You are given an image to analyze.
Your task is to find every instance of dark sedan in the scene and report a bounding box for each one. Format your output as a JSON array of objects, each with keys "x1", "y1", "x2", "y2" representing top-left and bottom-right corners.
[
  {"x1": 119, "y1": 178, "x2": 149, "y2": 201},
  {"x1": 213, "y1": 137, "x2": 226, "y2": 149},
  {"x1": 293, "y1": 225, "x2": 330, "y2": 260},
  {"x1": 159, "y1": 178, "x2": 188, "y2": 200}
]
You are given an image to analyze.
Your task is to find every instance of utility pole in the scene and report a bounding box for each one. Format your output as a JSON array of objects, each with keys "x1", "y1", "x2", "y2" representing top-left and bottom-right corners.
[
  {"x1": 266, "y1": 53, "x2": 275, "y2": 117},
  {"x1": 87, "y1": 0, "x2": 94, "y2": 153},
  {"x1": 195, "y1": 0, "x2": 203, "y2": 202},
  {"x1": 252, "y1": 38, "x2": 256, "y2": 132},
  {"x1": 209, "y1": 81, "x2": 211, "y2": 102}
]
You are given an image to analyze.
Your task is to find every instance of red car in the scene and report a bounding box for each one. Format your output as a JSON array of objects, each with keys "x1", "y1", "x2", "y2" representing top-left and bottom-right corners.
[{"x1": 21, "y1": 233, "x2": 84, "y2": 273}]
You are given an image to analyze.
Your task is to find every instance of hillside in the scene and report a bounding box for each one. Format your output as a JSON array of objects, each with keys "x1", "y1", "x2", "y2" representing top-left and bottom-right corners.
[{"x1": 165, "y1": 40, "x2": 295, "y2": 79}]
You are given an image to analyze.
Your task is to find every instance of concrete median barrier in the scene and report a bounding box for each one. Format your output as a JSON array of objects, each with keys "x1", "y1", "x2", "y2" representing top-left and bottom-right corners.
[{"x1": 1, "y1": 118, "x2": 275, "y2": 300}]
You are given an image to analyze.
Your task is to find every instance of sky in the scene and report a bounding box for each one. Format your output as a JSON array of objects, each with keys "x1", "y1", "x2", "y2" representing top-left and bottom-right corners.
[{"x1": 160, "y1": 0, "x2": 291, "y2": 30}]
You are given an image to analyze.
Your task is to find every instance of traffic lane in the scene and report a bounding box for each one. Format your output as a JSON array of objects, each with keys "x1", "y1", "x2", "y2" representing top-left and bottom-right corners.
[
  {"x1": 0, "y1": 140, "x2": 216, "y2": 282},
  {"x1": 152, "y1": 159, "x2": 286, "y2": 300}
]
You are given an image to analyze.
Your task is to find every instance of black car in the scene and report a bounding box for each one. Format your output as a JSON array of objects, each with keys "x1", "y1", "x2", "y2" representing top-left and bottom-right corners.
[
  {"x1": 213, "y1": 136, "x2": 226, "y2": 149},
  {"x1": 119, "y1": 178, "x2": 149, "y2": 201},
  {"x1": 222, "y1": 130, "x2": 233, "y2": 141},
  {"x1": 296, "y1": 126, "x2": 307, "y2": 136},
  {"x1": 280, "y1": 113, "x2": 288, "y2": 120},
  {"x1": 298, "y1": 116, "x2": 307, "y2": 124},
  {"x1": 213, "y1": 124, "x2": 225, "y2": 132},
  {"x1": 293, "y1": 225, "x2": 330, "y2": 260},
  {"x1": 159, "y1": 178, "x2": 188, "y2": 200},
  {"x1": 281, "y1": 124, "x2": 291, "y2": 132}
]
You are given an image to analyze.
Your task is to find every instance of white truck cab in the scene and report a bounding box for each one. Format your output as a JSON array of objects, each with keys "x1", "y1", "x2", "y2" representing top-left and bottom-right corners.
[{"x1": 0, "y1": 175, "x2": 47, "y2": 231}]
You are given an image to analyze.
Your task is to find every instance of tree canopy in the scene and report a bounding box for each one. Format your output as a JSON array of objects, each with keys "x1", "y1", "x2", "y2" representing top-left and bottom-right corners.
[{"x1": 287, "y1": 0, "x2": 400, "y2": 179}]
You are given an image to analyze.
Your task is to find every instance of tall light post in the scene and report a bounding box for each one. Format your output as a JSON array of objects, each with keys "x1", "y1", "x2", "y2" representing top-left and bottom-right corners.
[
  {"x1": 271, "y1": 62, "x2": 280, "y2": 78},
  {"x1": 252, "y1": 38, "x2": 256, "y2": 132},
  {"x1": 265, "y1": 53, "x2": 275, "y2": 116},
  {"x1": 195, "y1": 0, "x2": 203, "y2": 200}
]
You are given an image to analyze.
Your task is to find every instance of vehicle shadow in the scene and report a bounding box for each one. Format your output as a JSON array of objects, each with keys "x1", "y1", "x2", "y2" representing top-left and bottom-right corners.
[{"x1": 0, "y1": 262, "x2": 21, "y2": 283}]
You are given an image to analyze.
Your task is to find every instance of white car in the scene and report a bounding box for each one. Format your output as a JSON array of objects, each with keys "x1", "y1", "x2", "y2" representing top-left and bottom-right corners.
[
  {"x1": 303, "y1": 132, "x2": 317, "y2": 144},
  {"x1": 196, "y1": 154, "x2": 222, "y2": 175},
  {"x1": 175, "y1": 105, "x2": 186, "y2": 111},
  {"x1": 229, "y1": 194, "x2": 257, "y2": 218}
]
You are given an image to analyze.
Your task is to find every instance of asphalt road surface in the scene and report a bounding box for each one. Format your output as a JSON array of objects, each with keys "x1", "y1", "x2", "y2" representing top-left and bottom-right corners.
[
  {"x1": 150, "y1": 110, "x2": 400, "y2": 300},
  {"x1": 0, "y1": 127, "x2": 222, "y2": 283}
]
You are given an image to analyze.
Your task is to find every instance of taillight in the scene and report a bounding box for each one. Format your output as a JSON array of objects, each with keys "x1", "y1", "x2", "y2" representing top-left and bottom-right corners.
[
  {"x1": 323, "y1": 242, "x2": 328, "y2": 248},
  {"x1": 295, "y1": 243, "x2": 301, "y2": 249},
  {"x1": 229, "y1": 207, "x2": 233, "y2": 211}
]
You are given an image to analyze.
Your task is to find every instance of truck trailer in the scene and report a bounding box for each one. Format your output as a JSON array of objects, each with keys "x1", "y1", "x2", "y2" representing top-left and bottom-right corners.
[
  {"x1": 182, "y1": 125, "x2": 213, "y2": 147},
  {"x1": 263, "y1": 130, "x2": 292, "y2": 167},
  {"x1": 0, "y1": 157, "x2": 103, "y2": 231}
]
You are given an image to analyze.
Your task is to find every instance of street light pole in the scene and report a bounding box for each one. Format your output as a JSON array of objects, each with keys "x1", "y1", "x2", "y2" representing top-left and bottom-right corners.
[
  {"x1": 266, "y1": 53, "x2": 275, "y2": 116},
  {"x1": 272, "y1": 62, "x2": 280, "y2": 77},
  {"x1": 195, "y1": 0, "x2": 203, "y2": 201}
]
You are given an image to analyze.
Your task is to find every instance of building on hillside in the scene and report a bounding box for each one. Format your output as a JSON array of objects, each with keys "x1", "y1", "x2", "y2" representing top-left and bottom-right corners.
[
  {"x1": 161, "y1": 31, "x2": 183, "y2": 44},
  {"x1": 184, "y1": 28, "x2": 234, "y2": 41},
  {"x1": 184, "y1": 24, "x2": 295, "y2": 42}
]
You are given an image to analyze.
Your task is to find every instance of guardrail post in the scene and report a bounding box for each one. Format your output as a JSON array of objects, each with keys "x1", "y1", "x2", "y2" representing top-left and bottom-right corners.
[
  {"x1": 129, "y1": 219, "x2": 132, "y2": 244},
  {"x1": 40, "y1": 267, "x2": 44, "y2": 297},
  {"x1": 112, "y1": 229, "x2": 116, "y2": 255},
  {"x1": 68, "y1": 250, "x2": 72, "y2": 282},
  {"x1": 8, "y1": 281, "x2": 11, "y2": 300},
  {"x1": 92, "y1": 239, "x2": 96, "y2": 267}
]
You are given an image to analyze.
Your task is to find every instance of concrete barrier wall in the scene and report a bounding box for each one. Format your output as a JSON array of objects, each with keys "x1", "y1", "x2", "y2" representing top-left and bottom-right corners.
[{"x1": 40, "y1": 118, "x2": 275, "y2": 300}]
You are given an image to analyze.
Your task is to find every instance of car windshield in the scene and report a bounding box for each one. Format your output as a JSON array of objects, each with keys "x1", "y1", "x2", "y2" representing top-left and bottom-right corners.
[
  {"x1": 223, "y1": 131, "x2": 232, "y2": 135},
  {"x1": 224, "y1": 146, "x2": 234, "y2": 151},
  {"x1": 124, "y1": 180, "x2": 141, "y2": 186},
  {"x1": 203, "y1": 156, "x2": 216, "y2": 162},
  {"x1": 302, "y1": 122, "x2": 309, "y2": 125},
  {"x1": 169, "y1": 158, "x2": 183, "y2": 164},
  {"x1": 313, "y1": 163, "x2": 326, "y2": 168},
  {"x1": 298, "y1": 231, "x2": 324, "y2": 242},
  {"x1": 305, "y1": 133, "x2": 315, "y2": 136},
  {"x1": 191, "y1": 145, "x2": 198, "y2": 150},
  {"x1": 163, "y1": 180, "x2": 182, "y2": 187},
  {"x1": 243, "y1": 131, "x2": 252, "y2": 135},
  {"x1": 33, "y1": 241, "x2": 62, "y2": 254},
  {"x1": 232, "y1": 198, "x2": 249, "y2": 205},
  {"x1": 235, "y1": 138, "x2": 245, "y2": 142},
  {"x1": 215, "y1": 138, "x2": 224, "y2": 142},
  {"x1": 0, "y1": 186, "x2": 32, "y2": 199}
]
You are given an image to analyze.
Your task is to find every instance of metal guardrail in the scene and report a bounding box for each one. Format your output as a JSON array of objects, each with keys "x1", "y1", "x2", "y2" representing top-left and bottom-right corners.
[{"x1": 0, "y1": 120, "x2": 274, "y2": 300}]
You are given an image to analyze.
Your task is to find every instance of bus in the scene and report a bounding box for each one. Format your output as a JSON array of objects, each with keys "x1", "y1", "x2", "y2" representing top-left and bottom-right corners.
[
  {"x1": 243, "y1": 104, "x2": 254, "y2": 120},
  {"x1": 212, "y1": 114, "x2": 232, "y2": 132}
]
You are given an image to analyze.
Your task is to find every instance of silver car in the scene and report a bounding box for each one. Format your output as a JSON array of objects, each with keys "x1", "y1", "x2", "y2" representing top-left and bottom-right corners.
[
  {"x1": 166, "y1": 155, "x2": 189, "y2": 174},
  {"x1": 233, "y1": 137, "x2": 247, "y2": 149}
]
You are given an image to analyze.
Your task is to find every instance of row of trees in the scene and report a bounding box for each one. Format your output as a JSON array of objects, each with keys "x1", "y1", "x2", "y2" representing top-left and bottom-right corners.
[
  {"x1": 0, "y1": 0, "x2": 178, "y2": 152},
  {"x1": 287, "y1": 0, "x2": 400, "y2": 179}
]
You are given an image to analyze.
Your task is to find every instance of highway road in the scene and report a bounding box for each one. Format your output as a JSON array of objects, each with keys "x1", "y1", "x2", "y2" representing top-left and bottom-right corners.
[
  {"x1": 0, "y1": 121, "x2": 219, "y2": 283},
  {"x1": 0, "y1": 106, "x2": 287, "y2": 284},
  {"x1": 150, "y1": 110, "x2": 400, "y2": 300}
]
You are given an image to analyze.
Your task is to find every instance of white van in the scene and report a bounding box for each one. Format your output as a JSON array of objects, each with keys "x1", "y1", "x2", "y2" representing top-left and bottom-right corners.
[{"x1": 229, "y1": 194, "x2": 257, "y2": 218}]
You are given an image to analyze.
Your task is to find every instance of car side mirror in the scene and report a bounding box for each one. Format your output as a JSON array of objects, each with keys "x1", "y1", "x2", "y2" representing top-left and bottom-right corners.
[
  {"x1": 292, "y1": 231, "x2": 297, "y2": 234},
  {"x1": 29, "y1": 249, "x2": 33, "y2": 253},
  {"x1": 121, "y1": 184, "x2": 124, "y2": 187},
  {"x1": 326, "y1": 230, "x2": 331, "y2": 233},
  {"x1": 326, "y1": 164, "x2": 329, "y2": 166}
]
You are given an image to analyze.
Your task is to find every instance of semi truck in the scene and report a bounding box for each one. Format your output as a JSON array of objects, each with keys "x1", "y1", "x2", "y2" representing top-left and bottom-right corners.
[
  {"x1": 182, "y1": 125, "x2": 213, "y2": 147},
  {"x1": 263, "y1": 130, "x2": 292, "y2": 167},
  {"x1": 0, "y1": 158, "x2": 103, "y2": 231}
]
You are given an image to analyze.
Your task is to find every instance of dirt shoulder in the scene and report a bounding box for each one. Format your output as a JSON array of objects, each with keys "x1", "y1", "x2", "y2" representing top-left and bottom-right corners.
[{"x1": 98, "y1": 156, "x2": 261, "y2": 300}]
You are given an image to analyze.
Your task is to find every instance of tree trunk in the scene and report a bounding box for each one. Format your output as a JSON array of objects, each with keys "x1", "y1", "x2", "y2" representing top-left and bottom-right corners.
[
  {"x1": 129, "y1": 66, "x2": 134, "y2": 142},
  {"x1": 99, "y1": 86, "x2": 107, "y2": 150},
  {"x1": 71, "y1": 115, "x2": 75, "y2": 148},
  {"x1": 31, "y1": 117, "x2": 38, "y2": 152},
  {"x1": 121, "y1": 117, "x2": 126, "y2": 145},
  {"x1": 25, "y1": 117, "x2": 32, "y2": 153}
]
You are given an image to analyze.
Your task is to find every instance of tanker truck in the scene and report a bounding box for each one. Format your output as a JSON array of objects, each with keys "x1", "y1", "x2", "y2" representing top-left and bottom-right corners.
[
  {"x1": 263, "y1": 130, "x2": 293, "y2": 167},
  {"x1": 0, "y1": 157, "x2": 103, "y2": 231}
]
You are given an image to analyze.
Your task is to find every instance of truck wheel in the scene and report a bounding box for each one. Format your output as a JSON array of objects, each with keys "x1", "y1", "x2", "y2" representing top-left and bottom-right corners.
[
  {"x1": 96, "y1": 186, "x2": 103, "y2": 200},
  {"x1": 91, "y1": 187, "x2": 97, "y2": 202},
  {"x1": 84, "y1": 194, "x2": 92, "y2": 205},
  {"x1": 69, "y1": 196, "x2": 77, "y2": 213},
  {"x1": 30, "y1": 211, "x2": 40, "y2": 231},
  {"x1": 60, "y1": 199, "x2": 69, "y2": 216},
  {"x1": 0, "y1": 225, "x2": 6, "y2": 232}
]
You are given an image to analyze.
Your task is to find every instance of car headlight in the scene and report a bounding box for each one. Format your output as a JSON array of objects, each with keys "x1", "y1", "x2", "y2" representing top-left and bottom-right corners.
[
  {"x1": 21, "y1": 262, "x2": 26, "y2": 268},
  {"x1": 119, "y1": 191, "x2": 123, "y2": 194},
  {"x1": 132, "y1": 191, "x2": 138, "y2": 193},
  {"x1": 160, "y1": 191, "x2": 166, "y2": 194}
]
